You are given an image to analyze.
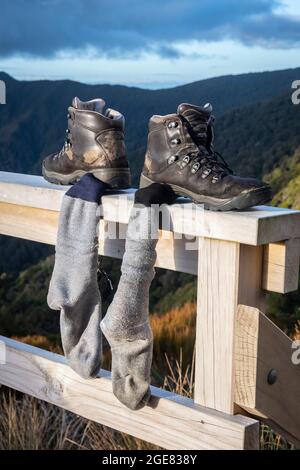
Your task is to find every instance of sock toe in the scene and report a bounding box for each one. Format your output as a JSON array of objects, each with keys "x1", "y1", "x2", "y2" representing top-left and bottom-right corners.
[
  {"x1": 113, "y1": 375, "x2": 151, "y2": 410},
  {"x1": 67, "y1": 348, "x2": 102, "y2": 379}
]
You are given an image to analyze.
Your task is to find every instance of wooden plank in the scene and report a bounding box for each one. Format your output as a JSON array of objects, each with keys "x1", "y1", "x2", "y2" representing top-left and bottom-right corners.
[
  {"x1": 1, "y1": 172, "x2": 300, "y2": 245},
  {"x1": 235, "y1": 304, "x2": 300, "y2": 447},
  {"x1": 100, "y1": 223, "x2": 198, "y2": 274},
  {"x1": 0, "y1": 172, "x2": 67, "y2": 211},
  {"x1": 258, "y1": 214, "x2": 300, "y2": 245},
  {"x1": 195, "y1": 239, "x2": 240, "y2": 414},
  {"x1": 0, "y1": 201, "x2": 59, "y2": 245},
  {"x1": 156, "y1": 230, "x2": 198, "y2": 274},
  {"x1": 263, "y1": 239, "x2": 300, "y2": 293},
  {"x1": 0, "y1": 336, "x2": 259, "y2": 450},
  {"x1": 195, "y1": 240, "x2": 266, "y2": 414},
  {"x1": 0, "y1": 202, "x2": 197, "y2": 275}
]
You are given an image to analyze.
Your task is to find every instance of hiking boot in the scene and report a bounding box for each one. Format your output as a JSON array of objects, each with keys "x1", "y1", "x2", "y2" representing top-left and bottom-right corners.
[
  {"x1": 42, "y1": 97, "x2": 131, "y2": 188},
  {"x1": 140, "y1": 103, "x2": 272, "y2": 211}
]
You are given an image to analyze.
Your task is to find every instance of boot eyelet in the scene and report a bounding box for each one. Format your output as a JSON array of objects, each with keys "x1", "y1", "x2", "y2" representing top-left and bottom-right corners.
[
  {"x1": 191, "y1": 162, "x2": 200, "y2": 174},
  {"x1": 180, "y1": 155, "x2": 190, "y2": 168},
  {"x1": 168, "y1": 121, "x2": 179, "y2": 129},
  {"x1": 201, "y1": 168, "x2": 212, "y2": 179},
  {"x1": 171, "y1": 138, "x2": 181, "y2": 145},
  {"x1": 212, "y1": 176, "x2": 220, "y2": 183},
  {"x1": 168, "y1": 155, "x2": 178, "y2": 165}
]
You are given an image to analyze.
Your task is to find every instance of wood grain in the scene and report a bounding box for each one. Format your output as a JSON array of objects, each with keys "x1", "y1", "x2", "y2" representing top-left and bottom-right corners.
[
  {"x1": 263, "y1": 239, "x2": 300, "y2": 293},
  {"x1": 195, "y1": 240, "x2": 267, "y2": 414},
  {"x1": 0, "y1": 202, "x2": 198, "y2": 275},
  {"x1": 0, "y1": 336, "x2": 259, "y2": 450},
  {"x1": 235, "y1": 304, "x2": 300, "y2": 447},
  {"x1": 1, "y1": 171, "x2": 300, "y2": 245},
  {"x1": 195, "y1": 239, "x2": 240, "y2": 414}
]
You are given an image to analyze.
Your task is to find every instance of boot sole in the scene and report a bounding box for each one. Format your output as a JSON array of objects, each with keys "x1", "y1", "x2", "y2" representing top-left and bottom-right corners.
[
  {"x1": 140, "y1": 174, "x2": 272, "y2": 211},
  {"x1": 42, "y1": 165, "x2": 131, "y2": 189}
]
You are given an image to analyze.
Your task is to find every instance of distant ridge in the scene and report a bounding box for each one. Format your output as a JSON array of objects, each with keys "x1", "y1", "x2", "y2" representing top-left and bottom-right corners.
[
  {"x1": 1, "y1": 66, "x2": 300, "y2": 274},
  {"x1": 0, "y1": 66, "x2": 299, "y2": 183}
]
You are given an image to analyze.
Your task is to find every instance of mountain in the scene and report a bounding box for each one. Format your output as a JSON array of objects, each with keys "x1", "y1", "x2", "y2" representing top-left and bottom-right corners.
[
  {"x1": 0, "y1": 67, "x2": 300, "y2": 184},
  {"x1": 215, "y1": 91, "x2": 300, "y2": 178},
  {"x1": 0, "y1": 67, "x2": 300, "y2": 274},
  {"x1": 1, "y1": 68, "x2": 300, "y2": 364}
]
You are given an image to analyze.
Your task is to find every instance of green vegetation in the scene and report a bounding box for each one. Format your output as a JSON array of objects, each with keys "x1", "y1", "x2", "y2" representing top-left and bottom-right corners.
[
  {"x1": 263, "y1": 147, "x2": 300, "y2": 335},
  {"x1": 215, "y1": 93, "x2": 300, "y2": 178},
  {"x1": 1, "y1": 68, "x2": 300, "y2": 275},
  {"x1": 1, "y1": 68, "x2": 300, "y2": 449},
  {"x1": 0, "y1": 256, "x2": 58, "y2": 338},
  {"x1": 266, "y1": 147, "x2": 300, "y2": 209}
]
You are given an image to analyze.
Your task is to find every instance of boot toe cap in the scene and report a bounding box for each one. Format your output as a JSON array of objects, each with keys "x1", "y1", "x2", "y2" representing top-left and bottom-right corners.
[
  {"x1": 42, "y1": 152, "x2": 58, "y2": 171},
  {"x1": 227, "y1": 175, "x2": 272, "y2": 196}
]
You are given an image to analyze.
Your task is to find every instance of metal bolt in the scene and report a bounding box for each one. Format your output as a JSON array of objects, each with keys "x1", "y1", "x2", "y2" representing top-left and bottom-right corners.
[{"x1": 267, "y1": 369, "x2": 277, "y2": 385}]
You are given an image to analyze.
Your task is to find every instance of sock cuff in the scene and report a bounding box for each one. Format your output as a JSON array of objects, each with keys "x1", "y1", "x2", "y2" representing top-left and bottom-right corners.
[{"x1": 66, "y1": 173, "x2": 107, "y2": 203}]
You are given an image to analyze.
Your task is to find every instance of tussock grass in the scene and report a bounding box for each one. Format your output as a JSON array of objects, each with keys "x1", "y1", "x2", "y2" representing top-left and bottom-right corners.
[
  {"x1": 0, "y1": 387, "x2": 158, "y2": 450},
  {"x1": 151, "y1": 301, "x2": 196, "y2": 378},
  {"x1": 12, "y1": 334, "x2": 62, "y2": 354},
  {"x1": 0, "y1": 300, "x2": 297, "y2": 450},
  {"x1": 293, "y1": 320, "x2": 300, "y2": 341}
]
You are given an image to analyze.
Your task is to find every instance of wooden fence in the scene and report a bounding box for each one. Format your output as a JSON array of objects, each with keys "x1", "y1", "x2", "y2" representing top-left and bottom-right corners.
[{"x1": 0, "y1": 171, "x2": 300, "y2": 450}]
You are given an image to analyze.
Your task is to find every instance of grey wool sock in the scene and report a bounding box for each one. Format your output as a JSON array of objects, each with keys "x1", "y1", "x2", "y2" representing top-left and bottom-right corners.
[
  {"x1": 101, "y1": 204, "x2": 159, "y2": 410},
  {"x1": 47, "y1": 173, "x2": 107, "y2": 379},
  {"x1": 101, "y1": 184, "x2": 176, "y2": 410}
]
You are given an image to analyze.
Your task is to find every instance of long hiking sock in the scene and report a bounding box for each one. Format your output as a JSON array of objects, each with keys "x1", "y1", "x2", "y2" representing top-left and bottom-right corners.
[
  {"x1": 101, "y1": 183, "x2": 176, "y2": 409},
  {"x1": 47, "y1": 173, "x2": 107, "y2": 379}
]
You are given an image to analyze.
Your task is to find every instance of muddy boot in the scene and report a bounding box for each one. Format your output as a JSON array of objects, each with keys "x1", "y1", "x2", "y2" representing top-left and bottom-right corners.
[
  {"x1": 140, "y1": 103, "x2": 272, "y2": 211},
  {"x1": 42, "y1": 97, "x2": 131, "y2": 188}
]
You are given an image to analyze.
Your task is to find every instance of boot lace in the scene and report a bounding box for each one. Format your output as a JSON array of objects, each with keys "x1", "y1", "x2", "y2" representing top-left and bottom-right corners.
[
  {"x1": 180, "y1": 114, "x2": 233, "y2": 182},
  {"x1": 177, "y1": 148, "x2": 232, "y2": 183},
  {"x1": 54, "y1": 113, "x2": 72, "y2": 160}
]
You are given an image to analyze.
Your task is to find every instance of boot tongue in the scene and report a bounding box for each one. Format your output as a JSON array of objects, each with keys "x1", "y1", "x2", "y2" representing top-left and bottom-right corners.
[
  {"x1": 177, "y1": 102, "x2": 212, "y2": 116},
  {"x1": 177, "y1": 102, "x2": 213, "y2": 148},
  {"x1": 72, "y1": 97, "x2": 106, "y2": 114}
]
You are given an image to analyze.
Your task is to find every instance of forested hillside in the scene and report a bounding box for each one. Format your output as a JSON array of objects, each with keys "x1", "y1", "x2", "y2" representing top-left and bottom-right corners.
[
  {"x1": 0, "y1": 67, "x2": 299, "y2": 183},
  {"x1": 1, "y1": 67, "x2": 300, "y2": 360},
  {"x1": 1, "y1": 68, "x2": 300, "y2": 274}
]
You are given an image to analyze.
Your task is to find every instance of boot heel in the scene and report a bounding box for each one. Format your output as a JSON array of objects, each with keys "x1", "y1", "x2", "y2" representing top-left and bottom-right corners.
[
  {"x1": 92, "y1": 168, "x2": 131, "y2": 189},
  {"x1": 139, "y1": 174, "x2": 155, "y2": 189}
]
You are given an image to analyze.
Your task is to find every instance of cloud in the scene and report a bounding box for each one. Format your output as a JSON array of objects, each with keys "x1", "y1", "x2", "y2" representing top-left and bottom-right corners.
[{"x1": 0, "y1": 0, "x2": 299, "y2": 59}]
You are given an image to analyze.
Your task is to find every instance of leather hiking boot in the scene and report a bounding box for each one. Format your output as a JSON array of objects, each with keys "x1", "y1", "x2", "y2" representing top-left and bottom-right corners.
[
  {"x1": 42, "y1": 97, "x2": 131, "y2": 188},
  {"x1": 140, "y1": 103, "x2": 272, "y2": 211}
]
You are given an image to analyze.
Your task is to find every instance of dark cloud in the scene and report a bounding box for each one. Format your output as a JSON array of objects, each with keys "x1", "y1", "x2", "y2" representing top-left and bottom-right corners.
[{"x1": 0, "y1": 0, "x2": 299, "y2": 58}]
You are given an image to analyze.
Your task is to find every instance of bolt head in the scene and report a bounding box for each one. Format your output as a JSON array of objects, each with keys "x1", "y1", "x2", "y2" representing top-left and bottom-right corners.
[{"x1": 267, "y1": 369, "x2": 278, "y2": 385}]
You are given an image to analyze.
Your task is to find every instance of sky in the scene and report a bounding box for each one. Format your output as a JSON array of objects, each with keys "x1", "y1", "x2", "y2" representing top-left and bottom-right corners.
[{"x1": 0, "y1": 0, "x2": 300, "y2": 89}]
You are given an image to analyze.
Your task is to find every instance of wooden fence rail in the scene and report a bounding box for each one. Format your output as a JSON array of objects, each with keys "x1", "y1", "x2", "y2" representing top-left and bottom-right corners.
[{"x1": 0, "y1": 171, "x2": 300, "y2": 449}]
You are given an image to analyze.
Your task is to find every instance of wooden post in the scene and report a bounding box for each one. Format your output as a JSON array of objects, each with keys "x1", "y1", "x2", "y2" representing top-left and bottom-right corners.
[{"x1": 194, "y1": 238, "x2": 266, "y2": 415}]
